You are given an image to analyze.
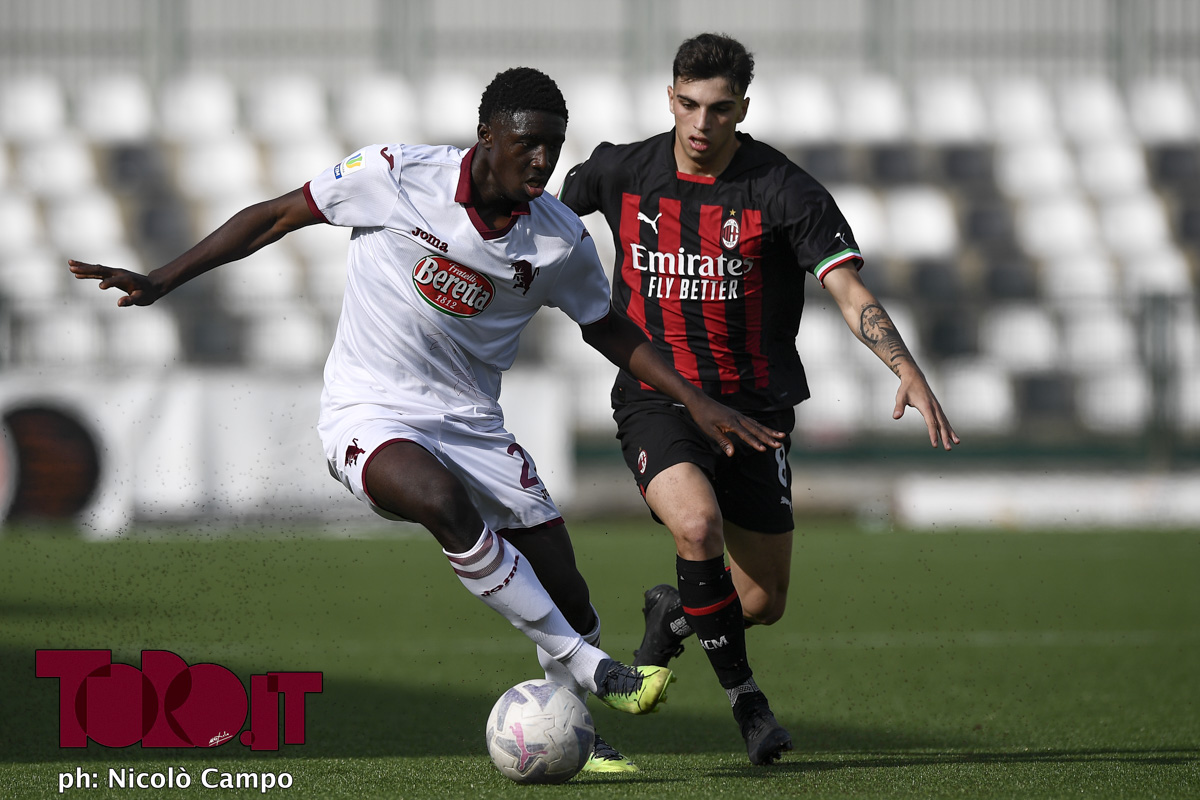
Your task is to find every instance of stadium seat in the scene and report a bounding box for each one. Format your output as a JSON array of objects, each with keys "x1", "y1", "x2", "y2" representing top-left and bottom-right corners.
[
  {"x1": 158, "y1": 73, "x2": 241, "y2": 143},
  {"x1": 12, "y1": 302, "x2": 104, "y2": 366},
  {"x1": 294, "y1": 225, "x2": 351, "y2": 313},
  {"x1": 172, "y1": 134, "x2": 264, "y2": 200},
  {"x1": 936, "y1": 358, "x2": 1017, "y2": 434},
  {"x1": 1076, "y1": 140, "x2": 1150, "y2": 199},
  {"x1": 560, "y1": 74, "x2": 638, "y2": 153},
  {"x1": 43, "y1": 188, "x2": 127, "y2": 255},
  {"x1": 994, "y1": 140, "x2": 1077, "y2": 200},
  {"x1": 0, "y1": 191, "x2": 45, "y2": 255},
  {"x1": 1119, "y1": 246, "x2": 1193, "y2": 297},
  {"x1": 76, "y1": 73, "x2": 155, "y2": 144},
  {"x1": 868, "y1": 143, "x2": 924, "y2": 185},
  {"x1": 961, "y1": 195, "x2": 1018, "y2": 250},
  {"x1": 241, "y1": 310, "x2": 330, "y2": 370},
  {"x1": 105, "y1": 305, "x2": 184, "y2": 368},
  {"x1": 978, "y1": 303, "x2": 1060, "y2": 372},
  {"x1": 796, "y1": 302, "x2": 855, "y2": 370},
  {"x1": 912, "y1": 75, "x2": 989, "y2": 144},
  {"x1": 0, "y1": 74, "x2": 68, "y2": 143},
  {"x1": 1076, "y1": 368, "x2": 1151, "y2": 433},
  {"x1": 16, "y1": 133, "x2": 99, "y2": 198},
  {"x1": 1056, "y1": 75, "x2": 1130, "y2": 144},
  {"x1": 937, "y1": 144, "x2": 995, "y2": 189},
  {"x1": 1098, "y1": 191, "x2": 1173, "y2": 259},
  {"x1": 335, "y1": 72, "x2": 422, "y2": 146},
  {"x1": 981, "y1": 248, "x2": 1039, "y2": 300},
  {"x1": 1015, "y1": 372, "x2": 1077, "y2": 422},
  {"x1": 1146, "y1": 143, "x2": 1200, "y2": 192},
  {"x1": 1039, "y1": 249, "x2": 1118, "y2": 304},
  {"x1": 1060, "y1": 302, "x2": 1139, "y2": 373},
  {"x1": 839, "y1": 74, "x2": 909, "y2": 144},
  {"x1": 796, "y1": 143, "x2": 855, "y2": 184},
  {"x1": 795, "y1": 365, "x2": 866, "y2": 439},
  {"x1": 264, "y1": 135, "x2": 345, "y2": 195},
  {"x1": 826, "y1": 184, "x2": 886, "y2": 259},
  {"x1": 1014, "y1": 193, "x2": 1099, "y2": 258},
  {"x1": 632, "y1": 74, "x2": 673, "y2": 139},
  {"x1": 212, "y1": 245, "x2": 305, "y2": 312},
  {"x1": 883, "y1": 186, "x2": 960, "y2": 260},
  {"x1": 421, "y1": 72, "x2": 487, "y2": 147},
  {"x1": 244, "y1": 74, "x2": 330, "y2": 144},
  {"x1": 0, "y1": 245, "x2": 63, "y2": 308},
  {"x1": 769, "y1": 73, "x2": 839, "y2": 145},
  {"x1": 1127, "y1": 75, "x2": 1199, "y2": 143},
  {"x1": 987, "y1": 76, "x2": 1059, "y2": 143},
  {"x1": 923, "y1": 306, "x2": 978, "y2": 359}
]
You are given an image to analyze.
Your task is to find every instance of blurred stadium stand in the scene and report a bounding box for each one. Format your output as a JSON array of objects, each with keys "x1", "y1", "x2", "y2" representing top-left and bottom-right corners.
[{"x1": 0, "y1": 0, "x2": 1198, "y2": 530}]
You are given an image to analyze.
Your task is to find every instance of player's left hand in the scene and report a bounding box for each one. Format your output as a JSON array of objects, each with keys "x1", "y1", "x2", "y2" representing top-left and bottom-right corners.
[
  {"x1": 688, "y1": 398, "x2": 785, "y2": 457},
  {"x1": 894, "y1": 374, "x2": 960, "y2": 450}
]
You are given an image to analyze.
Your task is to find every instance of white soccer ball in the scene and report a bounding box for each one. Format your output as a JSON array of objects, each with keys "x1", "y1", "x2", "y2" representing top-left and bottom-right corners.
[{"x1": 485, "y1": 679, "x2": 595, "y2": 784}]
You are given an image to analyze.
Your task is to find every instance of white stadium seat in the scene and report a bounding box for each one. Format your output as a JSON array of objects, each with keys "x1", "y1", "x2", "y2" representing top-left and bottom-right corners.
[
  {"x1": 995, "y1": 140, "x2": 1077, "y2": 199},
  {"x1": 16, "y1": 133, "x2": 99, "y2": 198},
  {"x1": 987, "y1": 76, "x2": 1059, "y2": 143},
  {"x1": 76, "y1": 73, "x2": 155, "y2": 144},
  {"x1": 244, "y1": 74, "x2": 330, "y2": 144},
  {"x1": 43, "y1": 189, "x2": 127, "y2": 254},
  {"x1": 0, "y1": 74, "x2": 68, "y2": 143},
  {"x1": 173, "y1": 133, "x2": 264, "y2": 200},
  {"x1": 1077, "y1": 367, "x2": 1151, "y2": 433},
  {"x1": 1076, "y1": 140, "x2": 1150, "y2": 199},
  {"x1": 1127, "y1": 75, "x2": 1199, "y2": 143},
  {"x1": 978, "y1": 303, "x2": 1061, "y2": 372},
  {"x1": 106, "y1": 305, "x2": 184, "y2": 368},
  {"x1": 264, "y1": 135, "x2": 345, "y2": 195},
  {"x1": 0, "y1": 191, "x2": 45, "y2": 255},
  {"x1": 1056, "y1": 75, "x2": 1130, "y2": 144},
  {"x1": 883, "y1": 186, "x2": 960, "y2": 260},
  {"x1": 840, "y1": 75, "x2": 909, "y2": 144},
  {"x1": 936, "y1": 358, "x2": 1017, "y2": 434},
  {"x1": 242, "y1": 310, "x2": 330, "y2": 370},
  {"x1": 420, "y1": 72, "x2": 486, "y2": 146},
  {"x1": 1060, "y1": 303, "x2": 1139, "y2": 374},
  {"x1": 1039, "y1": 248, "x2": 1118, "y2": 304},
  {"x1": 158, "y1": 73, "x2": 241, "y2": 142},
  {"x1": 912, "y1": 75, "x2": 989, "y2": 144},
  {"x1": 335, "y1": 72, "x2": 422, "y2": 146}
]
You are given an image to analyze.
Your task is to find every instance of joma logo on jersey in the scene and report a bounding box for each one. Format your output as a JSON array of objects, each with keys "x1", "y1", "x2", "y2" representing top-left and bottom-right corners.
[
  {"x1": 413, "y1": 256, "x2": 494, "y2": 317},
  {"x1": 411, "y1": 226, "x2": 449, "y2": 253}
]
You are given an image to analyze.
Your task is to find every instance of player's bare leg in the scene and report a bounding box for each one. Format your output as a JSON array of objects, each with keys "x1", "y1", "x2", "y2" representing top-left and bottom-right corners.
[
  {"x1": 640, "y1": 462, "x2": 792, "y2": 764},
  {"x1": 723, "y1": 523, "x2": 793, "y2": 627}
]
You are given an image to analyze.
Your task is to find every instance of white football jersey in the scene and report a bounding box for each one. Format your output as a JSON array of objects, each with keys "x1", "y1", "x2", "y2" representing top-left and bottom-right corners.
[{"x1": 304, "y1": 143, "x2": 611, "y2": 438}]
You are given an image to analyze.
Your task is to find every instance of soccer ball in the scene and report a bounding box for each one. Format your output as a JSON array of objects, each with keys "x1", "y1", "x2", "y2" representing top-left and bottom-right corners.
[{"x1": 485, "y1": 679, "x2": 595, "y2": 784}]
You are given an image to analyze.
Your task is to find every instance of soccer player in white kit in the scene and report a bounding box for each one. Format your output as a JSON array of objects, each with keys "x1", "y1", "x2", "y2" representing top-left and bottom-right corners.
[{"x1": 69, "y1": 67, "x2": 783, "y2": 772}]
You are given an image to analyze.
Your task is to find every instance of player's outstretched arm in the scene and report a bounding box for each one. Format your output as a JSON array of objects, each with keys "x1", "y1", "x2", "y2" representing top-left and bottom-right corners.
[
  {"x1": 579, "y1": 310, "x2": 784, "y2": 456},
  {"x1": 68, "y1": 188, "x2": 320, "y2": 307},
  {"x1": 824, "y1": 267, "x2": 960, "y2": 450}
]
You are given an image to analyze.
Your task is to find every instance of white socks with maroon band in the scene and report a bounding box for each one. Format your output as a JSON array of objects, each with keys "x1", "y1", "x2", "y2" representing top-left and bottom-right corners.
[
  {"x1": 444, "y1": 526, "x2": 606, "y2": 693},
  {"x1": 539, "y1": 608, "x2": 602, "y2": 703}
]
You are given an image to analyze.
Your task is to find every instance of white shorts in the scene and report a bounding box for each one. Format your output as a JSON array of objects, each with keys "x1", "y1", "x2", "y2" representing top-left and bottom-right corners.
[{"x1": 322, "y1": 405, "x2": 564, "y2": 533}]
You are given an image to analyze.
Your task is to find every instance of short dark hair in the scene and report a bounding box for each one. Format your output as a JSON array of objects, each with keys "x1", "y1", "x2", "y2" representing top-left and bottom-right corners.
[
  {"x1": 672, "y1": 33, "x2": 755, "y2": 96},
  {"x1": 478, "y1": 67, "x2": 569, "y2": 127}
]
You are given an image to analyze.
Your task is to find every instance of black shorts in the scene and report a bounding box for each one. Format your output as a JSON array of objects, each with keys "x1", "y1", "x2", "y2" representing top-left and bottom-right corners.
[{"x1": 613, "y1": 401, "x2": 796, "y2": 534}]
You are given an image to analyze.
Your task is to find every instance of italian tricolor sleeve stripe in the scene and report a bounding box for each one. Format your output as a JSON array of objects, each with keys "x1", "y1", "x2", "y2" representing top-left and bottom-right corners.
[{"x1": 813, "y1": 248, "x2": 863, "y2": 285}]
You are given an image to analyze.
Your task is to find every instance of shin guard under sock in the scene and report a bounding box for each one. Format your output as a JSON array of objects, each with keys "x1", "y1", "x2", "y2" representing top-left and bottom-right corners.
[
  {"x1": 446, "y1": 527, "x2": 605, "y2": 691},
  {"x1": 676, "y1": 554, "x2": 753, "y2": 690}
]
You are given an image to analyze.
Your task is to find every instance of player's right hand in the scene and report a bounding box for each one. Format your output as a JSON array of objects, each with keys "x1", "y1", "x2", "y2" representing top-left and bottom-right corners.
[{"x1": 68, "y1": 260, "x2": 164, "y2": 307}]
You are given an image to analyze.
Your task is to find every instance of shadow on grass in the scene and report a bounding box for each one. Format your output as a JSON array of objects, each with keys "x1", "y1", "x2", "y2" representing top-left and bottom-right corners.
[
  {"x1": 8, "y1": 640, "x2": 1198, "y2": 779},
  {"x1": 710, "y1": 747, "x2": 1200, "y2": 778}
]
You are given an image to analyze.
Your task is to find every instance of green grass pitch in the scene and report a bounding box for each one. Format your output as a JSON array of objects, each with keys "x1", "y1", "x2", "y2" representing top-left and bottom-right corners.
[{"x1": 1, "y1": 519, "x2": 1198, "y2": 798}]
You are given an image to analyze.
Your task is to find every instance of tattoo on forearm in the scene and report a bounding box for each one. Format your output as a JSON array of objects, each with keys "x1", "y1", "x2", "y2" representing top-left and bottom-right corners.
[{"x1": 859, "y1": 303, "x2": 912, "y2": 376}]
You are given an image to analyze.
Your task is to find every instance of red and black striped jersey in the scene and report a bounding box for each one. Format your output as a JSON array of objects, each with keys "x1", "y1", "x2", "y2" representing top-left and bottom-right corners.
[{"x1": 559, "y1": 131, "x2": 863, "y2": 412}]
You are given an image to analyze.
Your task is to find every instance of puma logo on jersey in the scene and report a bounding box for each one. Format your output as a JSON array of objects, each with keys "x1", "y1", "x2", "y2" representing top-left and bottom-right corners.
[
  {"x1": 780, "y1": 496, "x2": 793, "y2": 511},
  {"x1": 638, "y1": 211, "x2": 662, "y2": 234}
]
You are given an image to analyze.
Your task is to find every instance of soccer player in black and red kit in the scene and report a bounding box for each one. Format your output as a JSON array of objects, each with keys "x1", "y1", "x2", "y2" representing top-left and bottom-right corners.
[{"x1": 559, "y1": 33, "x2": 959, "y2": 764}]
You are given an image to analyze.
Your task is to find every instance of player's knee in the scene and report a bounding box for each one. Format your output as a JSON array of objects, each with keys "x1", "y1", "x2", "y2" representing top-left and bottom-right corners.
[
  {"x1": 741, "y1": 587, "x2": 787, "y2": 626},
  {"x1": 670, "y1": 511, "x2": 724, "y2": 557}
]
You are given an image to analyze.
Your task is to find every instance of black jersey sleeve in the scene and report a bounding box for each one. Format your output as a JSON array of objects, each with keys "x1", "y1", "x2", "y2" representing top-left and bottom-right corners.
[
  {"x1": 777, "y1": 171, "x2": 865, "y2": 284},
  {"x1": 557, "y1": 144, "x2": 609, "y2": 217}
]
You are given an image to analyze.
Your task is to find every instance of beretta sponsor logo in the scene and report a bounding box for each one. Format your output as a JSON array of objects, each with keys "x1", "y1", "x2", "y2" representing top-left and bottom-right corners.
[{"x1": 412, "y1": 255, "x2": 494, "y2": 317}]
